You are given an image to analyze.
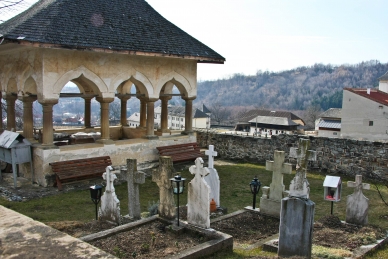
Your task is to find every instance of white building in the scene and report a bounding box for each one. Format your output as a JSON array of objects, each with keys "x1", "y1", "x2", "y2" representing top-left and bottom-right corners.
[
  {"x1": 341, "y1": 71, "x2": 388, "y2": 141},
  {"x1": 315, "y1": 108, "x2": 341, "y2": 138}
]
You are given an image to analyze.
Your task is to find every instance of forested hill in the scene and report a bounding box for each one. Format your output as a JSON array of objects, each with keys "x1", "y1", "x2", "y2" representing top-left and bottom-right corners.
[{"x1": 196, "y1": 60, "x2": 388, "y2": 111}]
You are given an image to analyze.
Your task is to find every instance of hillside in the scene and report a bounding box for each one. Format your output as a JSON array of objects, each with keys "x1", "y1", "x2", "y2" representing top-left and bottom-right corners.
[{"x1": 195, "y1": 60, "x2": 388, "y2": 112}]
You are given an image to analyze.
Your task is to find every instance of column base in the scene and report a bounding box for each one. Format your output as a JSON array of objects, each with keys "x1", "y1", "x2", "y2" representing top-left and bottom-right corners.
[
  {"x1": 96, "y1": 139, "x2": 115, "y2": 145},
  {"x1": 143, "y1": 135, "x2": 159, "y2": 140},
  {"x1": 157, "y1": 129, "x2": 171, "y2": 133}
]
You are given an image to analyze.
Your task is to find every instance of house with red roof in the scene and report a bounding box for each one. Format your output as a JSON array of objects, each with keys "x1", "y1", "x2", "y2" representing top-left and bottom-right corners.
[{"x1": 341, "y1": 71, "x2": 388, "y2": 141}]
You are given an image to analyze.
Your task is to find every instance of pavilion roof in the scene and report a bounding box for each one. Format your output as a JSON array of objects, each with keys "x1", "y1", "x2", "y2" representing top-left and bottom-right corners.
[{"x1": 0, "y1": 0, "x2": 224, "y2": 63}]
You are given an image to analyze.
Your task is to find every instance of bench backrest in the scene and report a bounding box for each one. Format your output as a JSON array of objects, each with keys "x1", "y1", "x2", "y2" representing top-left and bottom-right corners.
[{"x1": 50, "y1": 156, "x2": 112, "y2": 176}]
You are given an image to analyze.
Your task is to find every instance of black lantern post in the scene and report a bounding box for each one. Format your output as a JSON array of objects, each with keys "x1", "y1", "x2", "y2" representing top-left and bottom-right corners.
[
  {"x1": 170, "y1": 174, "x2": 186, "y2": 226},
  {"x1": 89, "y1": 185, "x2": 103, "y2": 220},
  {"x1": 250, "y1": 176, "x2": 261, "y2": 209}
]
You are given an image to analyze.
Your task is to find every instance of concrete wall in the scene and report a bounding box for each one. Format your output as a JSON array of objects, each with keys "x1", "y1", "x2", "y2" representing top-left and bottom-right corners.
[
  {"x1": 318, "y1": 130, "x2": 340, "y2": 138},
  {"x1": 341, "y1": 90, "x2": 388, "y2": 141},
  {"x1": 196, "y1": 129, "x2": 388, "y2": 180},
  {"x1": 28, "y1": 134, "x2": 196, "y2": 187}
]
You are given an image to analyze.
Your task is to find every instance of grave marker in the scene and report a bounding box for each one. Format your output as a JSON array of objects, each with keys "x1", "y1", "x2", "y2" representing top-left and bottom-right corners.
[
  {"x1": 278, "y1": 138, "x2": 315, "y2": 259},
  {"x1": 188, "y1": 157, "x2": 211, "y2": 228},
  {"x1": 204, "y1": 145, "x2": 220, "y2": 207},
  {"x1": 260, "y1": 150, "x2": 292, "y2": 217},
  {"x1": 346, "y1": 175, "x2": 370, "y2": 225},
  {"x1": 99, "y1": 166, "x2": 121, "y2": 224},
  {"x1": 152, "y1": 156, "x2": 176, "y2": 219},
  {"x1": 289, "y1": 139, "x2": 317, "y2": 199},
  {"x1": 124, "y1": 159, "x2": 145, "y2": 220}
]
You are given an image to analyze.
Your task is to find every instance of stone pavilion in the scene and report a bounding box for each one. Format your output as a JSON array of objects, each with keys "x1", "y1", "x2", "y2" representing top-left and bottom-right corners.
[{"x1": 0, "y1": 0, "x2": 224, "y2": 186}]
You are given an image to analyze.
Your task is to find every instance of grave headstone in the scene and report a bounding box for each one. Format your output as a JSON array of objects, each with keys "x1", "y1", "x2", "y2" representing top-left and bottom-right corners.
[
  {"x1": 278, "y1": 138, "x2": 315, "y2": 259},
  {"x1": 260, "y1": 150, "x2": 292, "y2": 217},
  {"x1": 152, "y1": 156, "x2": 176, "y2": 219},
  {"x1": 204, "y1": 145, "x2": 220, "y2": 207},
  {"x1": 123, "y1": 159, "x2": 145, "y2": 220},
  {"x1": 289, "y1": 139, "x2": 317, "y2": 199},
  {"x1": 99, "y1": 166, "x2": 121, "y2": 224},
  {"x1": 188, "y1": 157, "x2": 211, "y2": 228},
  {"x1": 346, "y1": 175, "x2": 370, "y2": 225}
]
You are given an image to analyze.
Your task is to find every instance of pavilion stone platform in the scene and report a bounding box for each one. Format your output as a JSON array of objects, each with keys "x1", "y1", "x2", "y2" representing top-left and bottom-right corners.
[
  {"x1": 23, "y1": 133, "x2": 196, "y2": 187},
  {"x1": 0, "y1": 205, "x2": 116, "y2": 258}
]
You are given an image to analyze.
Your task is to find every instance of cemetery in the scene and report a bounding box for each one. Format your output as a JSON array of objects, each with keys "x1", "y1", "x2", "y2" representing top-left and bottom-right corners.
[{"x1": 1, "y1": 141, "x2": 388, "y2": 258}]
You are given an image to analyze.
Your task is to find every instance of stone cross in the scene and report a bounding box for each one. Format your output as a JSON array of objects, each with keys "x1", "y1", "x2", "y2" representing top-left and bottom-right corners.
[
  {"x1": 103, "y1": 165, "x2": 117, "y2": 193},
  {"x1": 289, "y1": 139, "x2": 316, "y2": 199},
  {"x1": 188, "y1": 157, "x2": 211, "y2": 228},
  {"x1": 205, "y1": 145, "x2": 218, "y2": 169},
  {"x1": 265, "y1": 151, "x2": 293, "y2": 201},
  {"x1": 152, "y1": 156, "x2": 176, "y2": 219},
  {"x1": 346, "y1": 175, "x2": 370, "y2": 225},
  {"x1": 99, "y1": 166, "x2": 121, "y2": 224},
  {"x1": 190, "y1": 157, "x2": 210, "y2": 177},
  {"x1": 125, "y1": 159, "x2": 145, "y2": 220}
]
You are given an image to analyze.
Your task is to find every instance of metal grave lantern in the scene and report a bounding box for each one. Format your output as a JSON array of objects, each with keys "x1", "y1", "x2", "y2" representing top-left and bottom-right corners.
[
  {"x1": 90, "y1": 185, "x2": 103, "y2": 220},
  {"x1": 170, "y1": 174, "x2": 186, "y2": 226},
  {"x1": 323, "y1": 176, "x2": 342, "y2": 214},
  {"x1": 249, "y1": 176, "x2": 261, "y2": 209}
]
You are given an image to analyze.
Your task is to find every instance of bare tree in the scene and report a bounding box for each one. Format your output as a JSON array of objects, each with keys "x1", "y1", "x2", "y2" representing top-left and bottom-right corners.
[
  {"x1": 209, "y1": 102, "x2": 230, "y2": 125},
  {"x1": 0, "y1": 0, "x2": 36, "y2": 23},
  {"x1": 303, "y1": 105, "x2": 321, "y2": 128}
]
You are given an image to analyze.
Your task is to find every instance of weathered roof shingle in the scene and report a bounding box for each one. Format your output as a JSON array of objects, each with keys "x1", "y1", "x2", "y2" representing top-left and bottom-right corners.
[{"x1": 0, "y1": 0, "x2": 224, "y2": 63}]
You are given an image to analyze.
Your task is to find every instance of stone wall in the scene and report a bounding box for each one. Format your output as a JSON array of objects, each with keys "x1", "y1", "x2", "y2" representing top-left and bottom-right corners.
[{"x1": 196, "y1": 130, "x2": 388, "y2": 181}]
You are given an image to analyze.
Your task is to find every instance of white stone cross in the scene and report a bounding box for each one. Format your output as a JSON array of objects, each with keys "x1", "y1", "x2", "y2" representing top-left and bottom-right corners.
[
  {"x1": 289, "y1": 139, "x2": 316, "y2": 198},
  {"x1": 348, "y1": 175, "x2": 370, "y2": 193},
  {"x1": 205, "y1": 145, "x2": 218, "y2": 169},
  {"x1": 190, "y1": 157, "x2": 210, "y2": 178},
  {"x1": 103, "y1": 166, "x2": 116, "y2": 192},
  {"x1": 266, "y1": 151, "x2": 293, "y2": 201}
]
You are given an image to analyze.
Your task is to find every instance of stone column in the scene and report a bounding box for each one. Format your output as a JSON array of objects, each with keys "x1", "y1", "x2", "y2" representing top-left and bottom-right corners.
[
  {"x1": 82, "y1": 97, "x2": 93, "y2": 128},
  {"x1": 182, "y1": 97, "x2": 195, "y2": 135},
  {"x1": 5, "y1": 94, "x2": 17, "y2": 131},
  {"x1": 21, "y1": 96, "x2": 37, "y2": 140},
  {"x1": 158, "y1": 96, "x2": 171, "y2": 133},
  {"x1": 118, "y1": 95, "x2": 130, "y2": 126},
  {"x1": 39, "y1": 99, "x2": 58, "y2": 147},
  {"x1": 96, "y1": 97, "x2": 114, "y2": 144},
  {"x1": 139, "y1": 98, "x2": 147, "y2": 128},
  {"x1": 0, "y1": 92, "x2": 3, "y2": 131},
  {"x1": 145, "y1": 98, "x2": 158, "y2": 139}
]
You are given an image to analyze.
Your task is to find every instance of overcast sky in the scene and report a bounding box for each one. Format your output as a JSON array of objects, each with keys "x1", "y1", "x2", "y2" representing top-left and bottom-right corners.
[{"x1": 3, "y1": 0, "x2": 388, "y2": 81}]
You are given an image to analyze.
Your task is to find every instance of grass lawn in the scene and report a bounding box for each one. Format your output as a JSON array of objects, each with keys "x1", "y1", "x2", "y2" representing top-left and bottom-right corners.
[{"x1": 1, "y1": 162, "x2": 388, "y2": 258}]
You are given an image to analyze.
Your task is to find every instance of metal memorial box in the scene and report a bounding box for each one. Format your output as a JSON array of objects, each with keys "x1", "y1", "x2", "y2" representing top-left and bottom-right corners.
[
  {"x1": 0, "y1": 130, "x2": 33, "y2": 187},
  {"x1": 323, "y1": 175, "x2": 342, "y2": 202}
]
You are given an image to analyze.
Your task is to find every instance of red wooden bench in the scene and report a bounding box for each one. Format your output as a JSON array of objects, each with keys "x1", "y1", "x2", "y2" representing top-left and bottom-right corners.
[
  {"x1": 156, "y1": 142, "x2": 204, "y2": 163},
  {"x1": 50, "y1": 156, "x2": 112, "y2": 190}
]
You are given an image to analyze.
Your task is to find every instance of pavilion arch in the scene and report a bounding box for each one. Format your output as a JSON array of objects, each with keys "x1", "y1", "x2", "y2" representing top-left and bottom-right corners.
[
  {"x1": 110, "y1": 70, "x2": 153, "y2": 98},
  {"x1": 19, "y1": 67, "x2": 37, "y2": 92},
  {"x1": 156, "y1": 71, "x2": 191, "y2": 98},
  {"x1": 6, "y1": 78, "x2": 18, "y2": 94},
  {"x1": 23, "y1": 76, "x2": 38, "y2": 95},
  {"x1": 52, "y1": 66, "x2": 108, "y2": 97}
]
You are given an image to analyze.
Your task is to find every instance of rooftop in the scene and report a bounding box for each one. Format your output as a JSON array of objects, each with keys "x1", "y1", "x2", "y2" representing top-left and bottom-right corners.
[
  {"x1": 0, "y1": 0, "x2": 224, "y2": 63},
  {"x1": 344, "y1": 88, "x2": 388, "y2": 107}
]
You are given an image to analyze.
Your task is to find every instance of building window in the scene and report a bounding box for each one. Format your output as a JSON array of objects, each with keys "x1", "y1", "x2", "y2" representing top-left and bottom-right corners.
[
  {"x1": 333, "y1": 132, "x2": 338, "y2": 135},
  {"x1": 181, "y1": 118, "x2": 183, "y2": 121},
  {"x1": 379, "y1": 105, "x2": 383, "y2": 109},
  {"x1": 369, "y1": 121, "x2": 373, "y2": 126}
]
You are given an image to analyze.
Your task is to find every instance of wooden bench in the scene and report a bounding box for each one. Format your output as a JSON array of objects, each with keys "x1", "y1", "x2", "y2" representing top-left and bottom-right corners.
[
  {"x1": 50, "y1": 156, "x2": 112, "y2": 190},
  {"x1": 156, "y1": 142, "x2": 204, "y2": 163}
]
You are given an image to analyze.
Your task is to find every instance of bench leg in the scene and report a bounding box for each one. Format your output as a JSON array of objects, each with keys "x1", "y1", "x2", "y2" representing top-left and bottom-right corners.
[{"x1": 56, "y1": 176, "x2": 63, "y2": 191}]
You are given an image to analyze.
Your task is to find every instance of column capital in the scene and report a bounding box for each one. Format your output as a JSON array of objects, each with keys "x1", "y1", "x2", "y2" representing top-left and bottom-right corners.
[
  {"x1": 160, "y1": 96, "x2": 172, "y2": 101},
  {"x1": 4, "y1": 93, "x2": 18, "y2": 101},
  {"x1": 38, "y1": 99, "x2": 58, "y2": 106},
  {"x1": 20, "y1": 95, "x2": 37, "y2": 102},
  {"x1": 182, "y1": 96, "x2": 196, "y2": 101},
  {"x1": 116, "y1": 94, "x2": 131, "y2": 101},
  {"x1": 96, "y1": 97, "x2": 114, "y2": 103},
  {"x1": 146, "y1": 98, "x2": 159, "y2": 103}
]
